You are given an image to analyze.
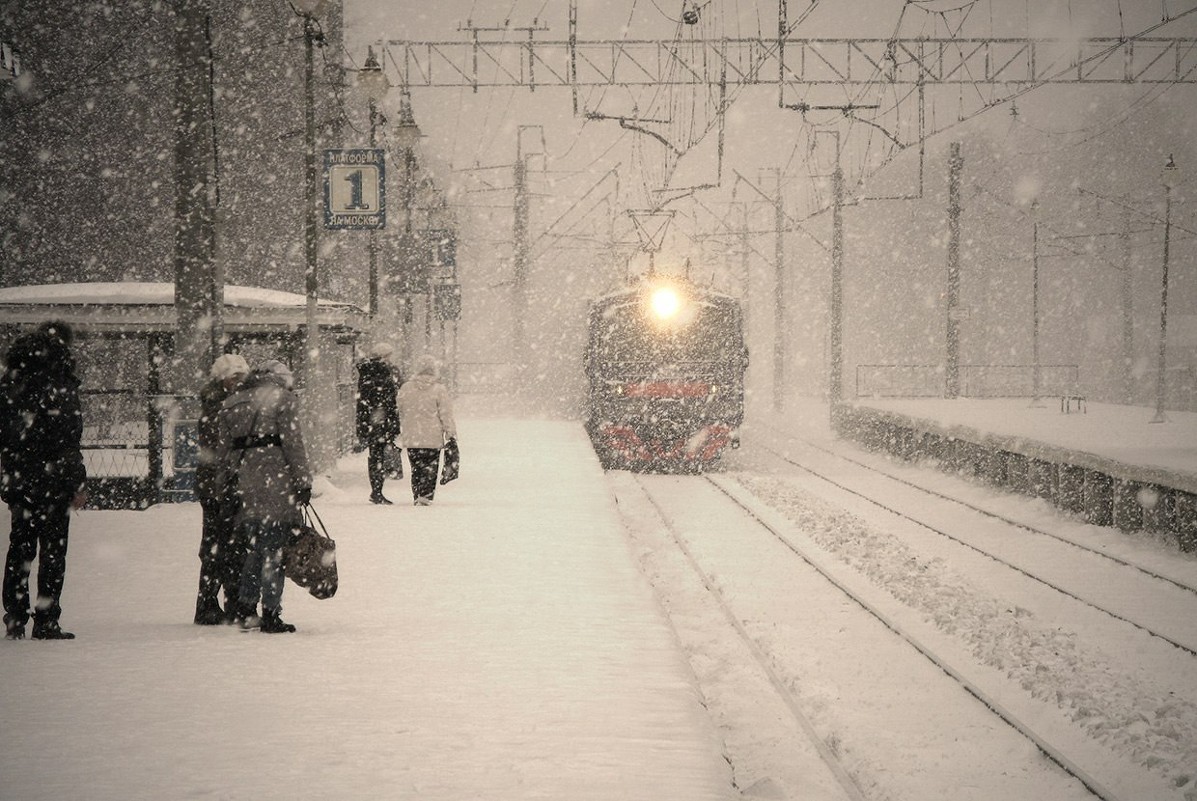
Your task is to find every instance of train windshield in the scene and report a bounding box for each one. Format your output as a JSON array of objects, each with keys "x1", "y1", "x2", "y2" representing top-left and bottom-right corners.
[{"x1": 594, "y1": 302, "x2": 742, "y2": 367}]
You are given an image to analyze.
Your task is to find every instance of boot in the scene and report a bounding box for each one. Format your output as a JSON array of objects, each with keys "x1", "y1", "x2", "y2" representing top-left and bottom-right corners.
[
  {"x1": 260, "y1": 610, "x2": 296, "y2": 634},
  {"x1": 369, "y1": 492, "x2": 392, "y2": 505},
  {"x1": 233, "y1": 602, "x2": 260, "y2": 630},
  {"x1": 31, "y1": 620, "x2": 74, "y2": 640},
  {"x1": 4, "y1": 613, "x2": 26, "y2": 640},
  {"x1": 193, "y1": 597, "x2": 224, "y2": 626}
]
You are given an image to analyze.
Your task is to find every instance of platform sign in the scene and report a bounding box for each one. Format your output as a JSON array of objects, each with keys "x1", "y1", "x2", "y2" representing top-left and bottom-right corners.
[{"x1": 324, "y1": 149, "x2": 385, "y2": 229}]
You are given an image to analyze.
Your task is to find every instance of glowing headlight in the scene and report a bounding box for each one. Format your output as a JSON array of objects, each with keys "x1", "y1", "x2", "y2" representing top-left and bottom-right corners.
[{"x1": 650, "y1": 286, "x2": 682, "y2": 320}]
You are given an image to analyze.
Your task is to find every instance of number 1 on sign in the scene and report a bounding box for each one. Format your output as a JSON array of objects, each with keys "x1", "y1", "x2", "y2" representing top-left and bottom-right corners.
[{"x1": 344, "y1": 169, "x2": 370, "y2": 210}]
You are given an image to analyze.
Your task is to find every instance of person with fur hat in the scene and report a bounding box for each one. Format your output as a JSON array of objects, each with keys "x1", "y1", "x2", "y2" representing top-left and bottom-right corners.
[
  {"x1": 216, "y1": 359, "x2": 312, "y2": 633},
  {"x1": 396, "y1": 354, "x2": 457, "y2": 506},
  {"x1": 192, "y1": 352, "x2": 250, "y2": 625},
  {"x1": 355, "y1": 342, "x2": 401, "y2": 504}
]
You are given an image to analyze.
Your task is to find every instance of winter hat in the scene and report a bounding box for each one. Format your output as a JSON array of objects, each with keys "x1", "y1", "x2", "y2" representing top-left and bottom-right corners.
[
  {"x1": 256, "y1": 359, "x2": 294, "y2": 389},
  {"x1": 370, "y1": 342, "x2": 394, "y2": 359},
  {"x1": 209, "y1": 353, "x2": 250, "y2": 381},
  {"x1": 414, "y1": 354, "x2": 438, "y2": 377},
  {"x1": 37, "y1": 320, "x2": 74, "y2": 347}
]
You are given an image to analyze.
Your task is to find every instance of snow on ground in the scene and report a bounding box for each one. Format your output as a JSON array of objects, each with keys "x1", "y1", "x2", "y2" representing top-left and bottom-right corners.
[
  {"x1": 733, "y1": 400, "x2": 1197, "y2": 800},
  {"x1": 0, "y1": 418, "x2": 731, "y2": 801},
  {"x1": 3, "y1": 398, "x2": 1197, "y2": 800}
]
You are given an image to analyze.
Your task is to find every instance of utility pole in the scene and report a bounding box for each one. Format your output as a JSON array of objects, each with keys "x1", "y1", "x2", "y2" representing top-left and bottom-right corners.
[
  {"x1": 1120, "y1": 203, "x2": 1135, "y2": 404},
  {"x1": 1151, "y1": 156, "x2": 1178, "y2": 423},
  {"x1": 945, "y1": 142, "x2": 963, "y2": 399},
  {"x1": 172, "y1": 0, "x2": 218, "y2": 395},
  {"x1": 1030, "y1": 206, "x2": 1042, "y2": 405},
  {"x1": 512, "y1": 143, "x2": 530, "y2": 384},
  {"x1": 772, "y1": 169, "x2": 785, "y2": 412},
  {"x1": 830, "y1": 161, "x2": 844, "y2": 419},
  {"x1": 739, "y1": 202, "x2": 751, "y2": 335}
]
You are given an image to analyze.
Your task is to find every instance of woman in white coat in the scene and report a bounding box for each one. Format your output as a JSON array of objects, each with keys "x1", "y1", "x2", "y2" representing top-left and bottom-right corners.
[{"x1": 396, "y1": 355, "x2": 457, "y2": 505}]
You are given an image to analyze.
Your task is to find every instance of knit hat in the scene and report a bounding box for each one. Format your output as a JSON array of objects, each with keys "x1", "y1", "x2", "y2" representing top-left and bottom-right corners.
[
  {"x1": 256, "y1": 359, "x2": 294, "y2": 389},
  {"x1": 414, "y1": 354, "x2": 438, "y2": 376},
  {"x1": 209, "y1": 353, "x2": 250, "y2": 381},
  {"x1": 370, "y1": 342, "x2": 394, "y2": 359}
]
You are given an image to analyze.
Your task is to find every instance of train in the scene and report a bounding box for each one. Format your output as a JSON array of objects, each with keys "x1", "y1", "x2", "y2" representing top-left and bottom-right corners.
[{"x1": 584, "y1": 275, "x2": 748, "y2": 472}]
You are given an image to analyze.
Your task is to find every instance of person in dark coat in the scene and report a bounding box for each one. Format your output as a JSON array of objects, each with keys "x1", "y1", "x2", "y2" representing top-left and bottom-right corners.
[
  {"x1": 216, "y1": 360, "x2": 312, "y2": 634},
  {"x1": 193, "y1": 352, "x2": 250, "y2": 625},
  {"x1": 1, "y1": 322, "x2": 87, "y2": 640},
  {"x1": 356, "y1": 342, "x2": 401, "y2": 505},
  {"x1": 396, "y1": 355, "x2": 457, "y2": 506}
]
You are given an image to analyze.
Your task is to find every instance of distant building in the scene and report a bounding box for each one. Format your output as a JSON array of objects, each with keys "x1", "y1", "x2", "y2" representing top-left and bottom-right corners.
[{"x1": 0, "y1": 2, "x2": 358, "y2": 304}]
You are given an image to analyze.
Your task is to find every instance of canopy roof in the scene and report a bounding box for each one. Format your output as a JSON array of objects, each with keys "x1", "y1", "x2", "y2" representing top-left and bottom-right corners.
[{"x1": 0, "y1": 282, "x2": 367, "y2": 334}]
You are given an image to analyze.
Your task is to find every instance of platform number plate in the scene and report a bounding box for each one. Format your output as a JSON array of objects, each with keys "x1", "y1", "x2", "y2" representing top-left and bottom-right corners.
[{"x1": 324, "y1": 149, "x2": 385, "y2": 229}]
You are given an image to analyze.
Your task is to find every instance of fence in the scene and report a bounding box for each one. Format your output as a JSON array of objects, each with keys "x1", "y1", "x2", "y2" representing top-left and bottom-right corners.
[{"x1": 855, "y1": 364, "x2": 1080, "y2": 399}]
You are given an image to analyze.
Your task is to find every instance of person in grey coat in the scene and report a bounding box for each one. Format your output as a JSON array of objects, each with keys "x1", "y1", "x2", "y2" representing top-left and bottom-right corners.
[
  {"x1": 396, "y1": 355, "x2": 457, "y2": 505},
  {"x1": 216, "y1": 359, "x2": 312, "y2": 633}
]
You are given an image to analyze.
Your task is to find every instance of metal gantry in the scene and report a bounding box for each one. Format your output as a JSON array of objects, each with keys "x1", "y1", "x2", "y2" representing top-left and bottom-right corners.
[{"x1": 378, "y1": 35, "x2": 1197, "y2": 92}]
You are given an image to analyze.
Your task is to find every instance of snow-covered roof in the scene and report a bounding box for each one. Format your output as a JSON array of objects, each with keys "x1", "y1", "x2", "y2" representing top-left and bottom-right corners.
[
  {"x1": 0, "y1": 282, "x2": 355, "y2": 309},
  {"x1": 0, "y1": 282, "x2": 367, "y2": 333}
]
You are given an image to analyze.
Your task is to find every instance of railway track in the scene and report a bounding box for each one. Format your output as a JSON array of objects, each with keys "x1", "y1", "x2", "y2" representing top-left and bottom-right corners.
[
  {"x1": 612, "y1": 465, "x2": 1196, "y2": 801},
  {"x1": 753, "y1": 427, "x2": 1197, "y2": 600},
  {"x1": 738, "y1": 428, "x2": 1197, "y2": 659}
]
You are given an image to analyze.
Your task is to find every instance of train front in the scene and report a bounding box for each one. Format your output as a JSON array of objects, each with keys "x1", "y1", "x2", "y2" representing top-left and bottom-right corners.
[{"x1": 585, "y1": 279, "x2": 748, "y2": 472}]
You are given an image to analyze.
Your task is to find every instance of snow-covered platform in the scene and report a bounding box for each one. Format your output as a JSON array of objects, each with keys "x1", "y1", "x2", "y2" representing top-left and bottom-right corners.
[
  {"x1": 836, "y1": 398, "x2": 1197, "y2": 548},
  {"x1": 0, "y1": 418, "x2": 734, "y2": 801}
]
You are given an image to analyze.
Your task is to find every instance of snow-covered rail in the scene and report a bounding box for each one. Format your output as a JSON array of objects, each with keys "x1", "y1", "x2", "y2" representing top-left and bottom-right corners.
[
  {"x1": 701, "y1": 473, "x2": 1124, "y2": 801},
  {"x1": 611, "y1": 471, "x2": 1166, "y2": 800},
  {"x1": 746, "y1": 429, "x2": 1197, "y2": 658}
]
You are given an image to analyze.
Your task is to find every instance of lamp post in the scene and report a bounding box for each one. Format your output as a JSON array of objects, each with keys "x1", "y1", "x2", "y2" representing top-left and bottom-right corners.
[
  {"x1": 357, "y1": 46, "x2": 388, "y2": 321},
  {"x1": 392, "y1": 90, "x2": 422, "y2": 360},
  {"x1": 1151, "y1": 155, "x2": 1178, "y2": 423}
]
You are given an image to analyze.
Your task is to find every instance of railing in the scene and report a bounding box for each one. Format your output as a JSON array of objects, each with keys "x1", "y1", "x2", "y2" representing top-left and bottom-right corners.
[
  {"x1": 81, "y1": 382, "x2": 357, "y2": 509},
  {"x1": 855, "y1": 364, "x2": 1080, "y2": 399}
]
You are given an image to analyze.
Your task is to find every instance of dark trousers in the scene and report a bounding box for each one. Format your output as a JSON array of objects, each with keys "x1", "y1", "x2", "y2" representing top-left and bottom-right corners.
[
  {"x1": 197, "y1": 498, "x2": 246, "y2": 614},
  {"x1": 238, "y1": 520, "x2": 289, "y2": 614},
  {"x1": 367, "y1": 439, "x2": 388, "y2": 496},
  {"x1": 407, "y1": 448, "x2": 440, "y2": 502},
  {"x1": 3, "y1": 498, "x2": 71, "y2": 625}
]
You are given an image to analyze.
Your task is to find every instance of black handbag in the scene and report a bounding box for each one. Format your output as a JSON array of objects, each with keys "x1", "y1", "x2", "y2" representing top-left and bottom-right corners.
[
  {"x1": 440, "y1": 438, "x2": 459, "y2": 484},
  {"x1": 384, "y1": 442, "x2": 404, "y2": 479},
  {"x1": 283, "y1": 503, "x2": 338, "y2": 600}
]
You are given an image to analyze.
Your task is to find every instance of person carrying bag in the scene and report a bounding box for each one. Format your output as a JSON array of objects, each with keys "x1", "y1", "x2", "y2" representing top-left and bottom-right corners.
[
  {"x1": 216, "y1": 360, "x2": 312, "y2": 634},
  {"x1": 396, "y1": 355, "x2": 458, "y2": 506}
]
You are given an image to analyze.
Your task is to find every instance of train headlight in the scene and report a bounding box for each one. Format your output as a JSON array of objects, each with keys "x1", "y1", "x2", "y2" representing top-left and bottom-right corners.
[{"x1": 650, "y1": 286, "x2": 682, "y2": 321}]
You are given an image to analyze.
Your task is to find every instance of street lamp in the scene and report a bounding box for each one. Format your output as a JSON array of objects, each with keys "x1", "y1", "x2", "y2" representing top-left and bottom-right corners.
[
  {"x1": 1151, "y1": 155, "x2": 1178, "y2": 423},
  {"x1": 392, "y1": 90, "x2": 422, "y2": 359},
  {"x1": 357, "y1": 46, "x2": 388, "y2": 320},
  {"x1": 392, "y1": 90, "x2": 422, "y2": 231}
]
